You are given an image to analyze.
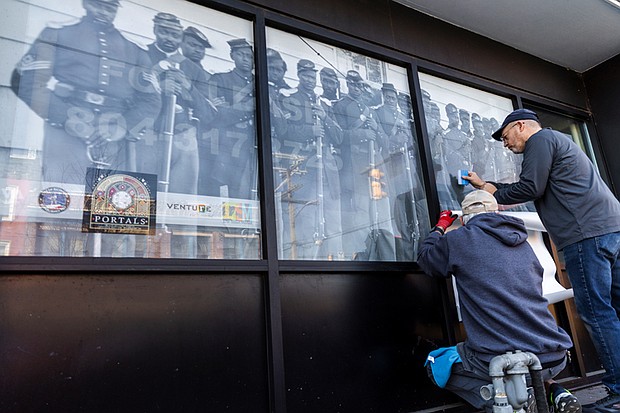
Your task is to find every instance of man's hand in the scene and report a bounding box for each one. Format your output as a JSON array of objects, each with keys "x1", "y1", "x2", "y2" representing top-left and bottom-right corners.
[
  {"x1": 461, "y1": 172, "x2": 498, "y2": 194},
  {"x1": 433, "y1": 210, "x2": 458, "y2": 234},
  {"x1": 461, "y1": 171, "x2": 484, "y2": 188}
]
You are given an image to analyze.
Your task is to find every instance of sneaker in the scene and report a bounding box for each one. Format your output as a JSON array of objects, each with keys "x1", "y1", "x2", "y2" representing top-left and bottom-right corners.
[
  {"x1": 582, "y1": 390, "x2": 620, "y2": 413},
  {"x1": 550, "y1": 389, "x2": 582, "y2": 413}
]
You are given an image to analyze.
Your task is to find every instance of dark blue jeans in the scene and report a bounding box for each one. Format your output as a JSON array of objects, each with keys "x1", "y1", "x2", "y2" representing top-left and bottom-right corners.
[{"x1": 563, "y1": 231, "x2": 620, "y2": 394}]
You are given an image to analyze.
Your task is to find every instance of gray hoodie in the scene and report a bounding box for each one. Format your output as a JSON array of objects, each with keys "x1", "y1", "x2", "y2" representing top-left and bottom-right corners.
[{"x1": 417, "y1": 213, "x2": 572, "y2": 363}]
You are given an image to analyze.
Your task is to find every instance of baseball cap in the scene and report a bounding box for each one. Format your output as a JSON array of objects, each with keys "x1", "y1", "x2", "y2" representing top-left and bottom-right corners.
[
  {"x1": 492, "y1": 108, "x2": 540, "y2": 141},
  {"x1": 461, "y1": 190, "x2": 498, "y2": 215}
]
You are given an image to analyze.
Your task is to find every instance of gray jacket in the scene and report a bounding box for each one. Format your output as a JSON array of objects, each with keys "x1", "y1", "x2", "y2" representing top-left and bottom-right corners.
[{"x1": 491, "y1": 128, "x2": 620, "y2": 250}]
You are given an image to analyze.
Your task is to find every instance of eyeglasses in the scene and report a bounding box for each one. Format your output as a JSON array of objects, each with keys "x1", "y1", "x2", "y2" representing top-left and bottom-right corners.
[{"x1": 500, "y1": 121, "x2": 520, "y2": 142}]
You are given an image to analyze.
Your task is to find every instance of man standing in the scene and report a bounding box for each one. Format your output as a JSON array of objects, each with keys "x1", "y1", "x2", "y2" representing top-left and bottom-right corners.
[
  {"x1": 333, "y1": 70, "x2": 394, "y2": 260},
  {"x1": 11, "y1": 0, "x2": 161, "y2": 257},
  {"x1": 465, "y1": 109, "x2": 620, "y2": 412},
  {"x1": 140, "y1": 12, "x2": 217, "y2": 258},
  {"x1": 140, "y1": 12, "x2": 215, "y2": 196},
  {"x1": 205, "y1": 38, "x2": 257, "y2": 200},
  {"x1": 278, "y1": 59, "x2": 342, "y2": 259},
  {"x1": 374, "y1": 83, "x2": 423, "y2": 259},
  {"x1": 11, "y1": 0, "x2": 161, "y2": 184},
  {"x1": 418, "y1": 191, "x2": 579, "y2": 413}
]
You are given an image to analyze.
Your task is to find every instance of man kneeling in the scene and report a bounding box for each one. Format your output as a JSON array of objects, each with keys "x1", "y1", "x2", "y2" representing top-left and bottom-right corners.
[{"x1": 417, "y1": 190, "x2": 581, "y2": 413}]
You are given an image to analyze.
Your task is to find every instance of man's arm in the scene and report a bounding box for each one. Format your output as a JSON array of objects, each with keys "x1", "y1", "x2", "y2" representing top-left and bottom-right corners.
[
  {"x1": 416, "y1": 210, "x2": 457, "y2": 278},
  {"x1": 463, "y1": 134, "x2": 553, "y2": 204},
  {"x1": 492, "y1": 135, "x2": 553, "y2": 205}
]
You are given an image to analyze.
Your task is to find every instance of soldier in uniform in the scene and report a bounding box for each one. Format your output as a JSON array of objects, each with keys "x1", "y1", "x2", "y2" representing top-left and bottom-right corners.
[
  {"x1": 140, "y1": 12, "x2": 217, "y2": 258},
  {"x1": 205, "y1": 38, "x2": 257, "y2": 200},
  {"x1": 319, "y1": 67, "x2": 340, "y2": 103},
  {"x1": 139, "y1": 13, "x2": 216, "y2": 197},
  {"x1": 11, "y1": 0, "x2": 161, "y2": 184},
  {"x1": 459, "y1": 108, "x2": 472, "y2": 137},
  {"x1": 442, "y1": 103, "x2": 470, "y2": 207},
  {"x1": 470, "y1": 116, "x2": 489, "y2": 180},
  {"x1": 374, "y1": 83, "x2": 424, "y2": 260},
  {"x1": 181, "y1": 26, "x2": 212, "y2": 81},
  {"x1": 266, "y1": 48, "x2": 293, "y2": 101},
  {"x1": 333, "y1": 70, "x2": 395, "y2": 260},
  {"x1": 278, "y1": 59, "x2": 343, "y2": 259},
  {"x1": 10, "y1": 0, "x2": 162, "y2": 256}
]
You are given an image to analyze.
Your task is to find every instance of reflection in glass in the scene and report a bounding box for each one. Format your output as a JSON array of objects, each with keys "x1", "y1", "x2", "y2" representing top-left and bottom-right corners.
[
  {"x1": 1, "y1": 0, "x2": 259, "y2": 258},
  {"x1": 418, "y1": 73, "x2": 531, "y2": 212},
  {"x1": 266, "y1": 28, "x2": 430, "y2": 261}
]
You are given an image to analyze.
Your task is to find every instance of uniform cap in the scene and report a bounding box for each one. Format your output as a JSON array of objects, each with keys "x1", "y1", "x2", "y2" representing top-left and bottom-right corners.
[
  {"x1": 346, "y1": 70, "x2": 364, "y2": 84},
  {"x1": 227, "y1": 38, "x2": 252, "y2": 51},
  {"x1": 445, "y1": 103, "x2": 458, "y2": 114},
  {"x1": 381, "y1": 83, "x2": 397, "y2": 94},
  {"x1": 297, "y1": 59, "x2": 317, "y2": 73},
  {"x1": 92, "y1": 0, "x2": 121, "y2": 5},
  {"x1": 421, "y1": 89, "x2": 431, "y2": 101},
  {"x1": 492, "y1": 108, "x2": 540, "y2": 141},
  {"x1": 320, "y1": 67, "x2": 338, "y2": 79},
  {"x1": 461, "y1": 190, "x2": 498, "y2": 216},
  {"x1": 153, "y1": 12, "x2": 182, "y2": 30},
  {"x1": 184, "y1": 26, "x2": 211, "y2": 48},
  {"x1": 267, "y1": 48, "x2": 283, "y2": 60}
]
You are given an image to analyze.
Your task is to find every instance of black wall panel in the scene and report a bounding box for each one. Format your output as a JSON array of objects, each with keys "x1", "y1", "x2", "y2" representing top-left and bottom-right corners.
[
  {"x1": 0, "y1": 274, "x2": 268, "y2": 412},
  {"x1": 280, "y1": 273, "x2": 456, "y2": 413},
  {"x1": 584, "y1": 53, "x2": 620, "y2": 194}
]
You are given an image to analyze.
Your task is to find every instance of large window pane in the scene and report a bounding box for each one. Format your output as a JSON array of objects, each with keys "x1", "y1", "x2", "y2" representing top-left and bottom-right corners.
[
  {"x1": 418, "y1": 73, "x2": 534, "y2": 212},
  {"x1": 524, "y1": 105, "x2": 599, "y2": 170},
  {"x1": 266, "y1": 28, "x2": 430, "y2": 261},
  {"x1": 1, "y1": 0, "x2": 259, "y2": 258}
]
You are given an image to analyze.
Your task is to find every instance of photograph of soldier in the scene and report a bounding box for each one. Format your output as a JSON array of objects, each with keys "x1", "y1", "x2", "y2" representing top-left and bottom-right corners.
[
  {"x1": 333, "y1": 70, "x2": 395, "y2": 260},
  {"x1": 459, "y1": 108, "x2": 472, "y2": 137},
  {"x1": 266, "y1": 48, "x2": 293, "y2": 100},
  {"x1": 138, "y1": 12, "x2": 216, "y2": 195},
  {"x1": 10, "y1": 0, "x2": 162, "y2": 256},
  {"x1": 441, "y1": 102, "x2": 471, "y2": 205},
  {"x1": 204, "y1": 38, "x2": 257, "y2": 200},
  {"x1": 137, "y1": 12, "x2": 217, "y2": 258},
  {"x1": 10, "y1": 0, "x2": 161, "y2": 185},
  {"x1": 277, "y1": 59, "x2": 343, "y2": 259},
  {"x1": 319, "y1": 67, "x2": 340, "y2": 104},
  {"x1": 181, "y1": 26, "x2": 212, "y2": 78},
  {"x1": 469, "y1": 115, "x2": 488, "y2": 178},
  {"x1": 373, "y1": 83, "x2": 424, "y2": 259}
]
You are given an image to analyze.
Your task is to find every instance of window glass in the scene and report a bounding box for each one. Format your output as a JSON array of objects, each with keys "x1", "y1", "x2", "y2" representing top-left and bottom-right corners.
[
  {"x1": 266, "y1": 28, "x2": 430, "y2": 261},
  {"x1": 1, "y1": 0, "x2": 259, "y2": 258},
  {"x1": 418, "y1": 73, "x2": 534, "y2": 213},
  {"x1": 524, "y1": 105, "x2": 599, "y2": 170}
]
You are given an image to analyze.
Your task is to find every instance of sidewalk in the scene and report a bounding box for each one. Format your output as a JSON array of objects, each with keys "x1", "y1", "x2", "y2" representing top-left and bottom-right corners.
[{"x1": 572, "y1": 383, "x2": 609, "y2": 405}]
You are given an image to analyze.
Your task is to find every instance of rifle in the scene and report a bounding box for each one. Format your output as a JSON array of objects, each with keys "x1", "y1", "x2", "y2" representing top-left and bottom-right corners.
[{"x1": 312, "y1": 96, "x2": 327, "y2": 259}]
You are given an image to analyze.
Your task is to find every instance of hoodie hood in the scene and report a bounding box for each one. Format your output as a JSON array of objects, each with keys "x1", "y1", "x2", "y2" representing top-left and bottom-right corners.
[{"x1": 466, "y1": 213, "x2": 528, "y2": 247}]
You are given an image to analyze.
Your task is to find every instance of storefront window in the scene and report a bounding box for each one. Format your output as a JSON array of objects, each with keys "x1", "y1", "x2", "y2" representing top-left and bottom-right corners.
[
  {"x1": 524, "y1": 105, "x2": 599, "y2": 170},
  {"x1": 418, "y1": 73, "x2": 534, "y2": 212},
  {"x1": 266, "y1": 28, "x2": 430, "y2": 261},
  {"x1": 0, "y1": 0, "x2": 259, "y2": 258}
]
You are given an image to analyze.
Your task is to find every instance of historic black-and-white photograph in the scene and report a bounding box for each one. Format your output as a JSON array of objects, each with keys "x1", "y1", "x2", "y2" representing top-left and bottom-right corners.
[
  {"x1": 418, "y1": 73, "x2": 531, "y2": 212},
  {"x1": 266, "y1": 28, "x2": 430, "y2": 261},
  {"x1": 1, "y1": 0, "x2": 260, "y2": 259}
]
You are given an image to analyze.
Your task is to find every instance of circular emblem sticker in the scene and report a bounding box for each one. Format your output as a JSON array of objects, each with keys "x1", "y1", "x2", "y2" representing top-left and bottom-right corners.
[{"x1": 39, "y1": 187, "x2": 70, "y2": 214}]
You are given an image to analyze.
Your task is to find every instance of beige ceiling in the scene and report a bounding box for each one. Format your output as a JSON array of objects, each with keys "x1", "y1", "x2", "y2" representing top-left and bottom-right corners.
[{"x1": 394, "y1": 0, "x2": 620, "y2": 73}]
